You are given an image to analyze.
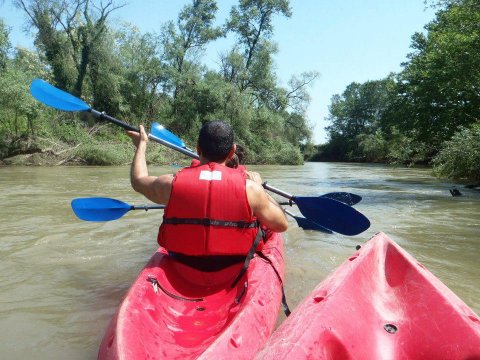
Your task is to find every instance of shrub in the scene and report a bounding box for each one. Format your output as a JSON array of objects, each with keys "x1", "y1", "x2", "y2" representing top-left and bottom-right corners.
[
  {"x1": 357, "y1": 130, "x2": 388, "y2": 162},
  {"x1": 433, "y1": 123, "x2": 480, "y2": 181},
  {"x1": 248, "y1": 139, "x2": 303, "y2": 165},
  {"x1": 386, "y1": 128, "x2": 429, "y2": 166},
  {"x1": 76, "y1": 143, "x2": 131, "y2": 165}
]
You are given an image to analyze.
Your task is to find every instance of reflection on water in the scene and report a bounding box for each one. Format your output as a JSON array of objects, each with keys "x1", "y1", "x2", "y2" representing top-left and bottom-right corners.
[{"x1": 1, "y1": 163, "x2": 479, "y2": 359}]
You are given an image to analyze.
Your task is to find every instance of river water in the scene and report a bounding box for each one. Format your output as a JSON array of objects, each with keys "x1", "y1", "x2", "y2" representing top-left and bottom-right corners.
[{"x1": 1, "y1": 163, "x2": 479, "y2": 359}]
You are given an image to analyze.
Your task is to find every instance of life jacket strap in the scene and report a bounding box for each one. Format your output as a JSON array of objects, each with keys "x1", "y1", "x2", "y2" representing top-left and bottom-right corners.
[
  {"x1": 256, "y1": 251, "x2": 291, "y2": 317},
  {"x1": 230, "y1": 227, "x2": 265, "y2": 288},
  {"x1": 163, "y1": 217, "x2": 258, "y2": 228}
]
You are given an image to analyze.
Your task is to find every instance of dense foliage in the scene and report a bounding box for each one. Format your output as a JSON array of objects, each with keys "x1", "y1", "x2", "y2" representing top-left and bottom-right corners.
[
  {"x1": 0, "y1": 0, "x2": 317, "y2": 165},
  {"x1": 320, "y1": 0, "x2": 480, "y2": 181},
  {"x1": 433, "y1": 123, "x2": 480, "y2": 181}
]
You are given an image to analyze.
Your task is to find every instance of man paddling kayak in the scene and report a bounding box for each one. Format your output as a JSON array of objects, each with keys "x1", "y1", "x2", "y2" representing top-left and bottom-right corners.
[
  {"x1": 100, "y1": 122, "x2": 289, "y2": 359},
  {"x1": 126, "y1": 120, "x2": 288, "y2": 271}
]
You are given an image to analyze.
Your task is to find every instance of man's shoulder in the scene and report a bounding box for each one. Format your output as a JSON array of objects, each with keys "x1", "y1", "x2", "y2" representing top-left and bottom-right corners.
[
  {"x1": 156, "y1": 173, "x2": 175, "y2": 186},
  {"x1": 245, "y1": 179, "x2": 264, "y2": 202}
]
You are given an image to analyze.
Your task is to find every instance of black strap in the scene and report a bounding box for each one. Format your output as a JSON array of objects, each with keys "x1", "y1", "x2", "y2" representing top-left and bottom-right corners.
[
  {"x1": 168, "y1": 252, "x2": 245, "y2": 272},
  {"x1": 231, "y1": 227, "x2": 265, "y2": 288},
  {"x1": 147, "y1": 276, "x2": 204, "y2": 302},
  {"x1": 256, "y1": 251, "x2": 291, "y2": 317},
  {"x1": 163, "y1": 217, "x2": 258, "y2": 228}
]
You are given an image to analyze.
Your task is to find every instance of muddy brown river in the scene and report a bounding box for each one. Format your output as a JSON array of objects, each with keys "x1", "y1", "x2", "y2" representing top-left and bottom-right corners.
[{"x1": 1, "y1": 163, "x2": 478, "y2": 359}]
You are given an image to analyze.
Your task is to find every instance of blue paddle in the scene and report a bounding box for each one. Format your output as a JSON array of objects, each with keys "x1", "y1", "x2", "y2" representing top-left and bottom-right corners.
[
  {"x1": 280, "y1": 192, "x2": 361, "y2": 233},
  {"x1": 263, "y1": 183, "x2": 370, "y2": 236},
  {"x1": 72, "y1": 196, "x2": 334, "y2": 233},
  {"x1": 71, "y1": 197, "x2": 165, "y2": 222},
  {"x1": 30, "y1": 79, "x2": 199, "y2": 159},
  {"x1": 150, "y1": 122, "x2": 186, "y2": 149}
]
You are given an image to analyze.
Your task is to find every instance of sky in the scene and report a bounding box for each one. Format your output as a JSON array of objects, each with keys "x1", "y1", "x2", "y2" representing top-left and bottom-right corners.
[{"x1": 0, "y1": 0, "x2": 437, "y2": 144}]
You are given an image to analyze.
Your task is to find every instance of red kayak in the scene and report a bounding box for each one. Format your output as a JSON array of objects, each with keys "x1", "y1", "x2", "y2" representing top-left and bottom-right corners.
[
  {"x1": 256, "y1": 232, "x2": 480, "y2": 360},
  {"x1": 98, "y1": 231, "x2": 285, "y2": 360}
]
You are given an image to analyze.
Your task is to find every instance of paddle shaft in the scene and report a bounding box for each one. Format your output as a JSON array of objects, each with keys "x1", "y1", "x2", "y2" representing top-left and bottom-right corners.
[
  {"x1": 284, "y1": 209, "x2": 303, "y2": 223},
  {"x1": 89, "y1": 109, "x2": 200, "y2": 159},
  {"x1": 132, "y1": 205, "x2": 165, "y2": 211},
  {"x1": 279, "y1": 192, "x2": 361, "y2": 207},
  {"x1": 90, "y1": 109, "x2": 138, "y2": 132},
  {"x1": 262, "y1": 182, "x2": 294, "y2": 200}
]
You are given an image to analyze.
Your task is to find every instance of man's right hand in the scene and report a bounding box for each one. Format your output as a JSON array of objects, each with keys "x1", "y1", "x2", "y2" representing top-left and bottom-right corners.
[{"x1": 127, "y1": 125, "x2": 149, "y2": 148}]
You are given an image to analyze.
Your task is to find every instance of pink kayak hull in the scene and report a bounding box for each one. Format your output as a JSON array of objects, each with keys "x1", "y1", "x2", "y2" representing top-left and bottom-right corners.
[
  {"x1": 256, "y1": 232, "x2": 480, "y2": 360},
  {"x1": 98, "y1": 231, "x2": 284, "y2": 360}
]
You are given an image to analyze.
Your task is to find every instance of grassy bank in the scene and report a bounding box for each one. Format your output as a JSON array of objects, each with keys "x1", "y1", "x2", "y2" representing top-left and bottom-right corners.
[
  {"x1": 0, "y1": 95, "x2": 306, "y2": 166},
  {"x1": 0, "y1": 113, "x2": 192, "y2": 167}
]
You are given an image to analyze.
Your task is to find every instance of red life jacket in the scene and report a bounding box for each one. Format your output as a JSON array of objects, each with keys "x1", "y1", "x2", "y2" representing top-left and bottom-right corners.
[{"x1": 158, "y1": 162, "x2": 261, "y2": 256}]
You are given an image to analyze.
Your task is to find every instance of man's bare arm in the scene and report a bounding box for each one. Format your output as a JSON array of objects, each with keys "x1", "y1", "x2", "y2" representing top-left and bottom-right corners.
[
  {"x1": 246, "y1": 180, "x2": 288, "y2": 232},
  {"x1": 127, "y1": 125, "x2": 173, "y2": 205}
]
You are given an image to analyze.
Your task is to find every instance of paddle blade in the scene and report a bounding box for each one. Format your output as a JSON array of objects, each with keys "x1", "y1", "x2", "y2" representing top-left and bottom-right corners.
[
  {"x1": 284, "y1": 209, "x2": 333, "y2": 233},
  {"x1": 294, "y1": 197, "x2": 370, "y2": 236},
  {"x1": 294, "y1": 216, "x2": 333, "y2": 233},
  {"x1": 30, "y1": 79, "x2": 90, "y2": 112},
  {"x1": 150, "y1": 122, "x2": 186, "y2": 148},
  {"x1": 71, "y1": 197, "x2": 132, "y2": 222},
  {"x1": 321, "y1": 192, "x2": 362, "y2": 206}
]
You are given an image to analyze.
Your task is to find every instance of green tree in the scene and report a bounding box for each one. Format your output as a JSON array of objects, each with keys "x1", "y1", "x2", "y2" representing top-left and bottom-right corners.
[
  {"x1": 433, "y1": 122, "x2": 480, "y2": 181},
  {"x1": 14, "y1": 0, "x2": 125, "y2": 97},
  {"x1": 1, "y1": 0, "x2": 316, "y2": 165},
  {"x1": 0, "y1": 66, "x2": 38, "y2": 136},
  {"x1": 0, "y1": 46, "x2": 47, "y2": 158},
  {"x1": 357, "y1": 130, "x2": 388, "y2": 163},
  {"x1": 0, "y1": 19, "x2": 11, "y2": 70},
  {"x1": 395, "y1": 0, "x2": 480, "y2": 148},
  {"x1": 225, "y1": 0, "x2": 291, "y2": 92},
  {"x1": 324, "y1": 78, "x2": 394, "y2": 161},
  {"x1": 163, "y1": 0, "x2": 223, "y2": 76},
  {"x1": 161, "y1": 0, "x2": 223, "y2": 133},
  {"x1": 88, "y1": 27, "x2": 126, "y2": 116},
  {"x1": 115, "y1": 24, "x2": 166, "y2": 122},
  {"x1": 224, "y1": 0, "x2": 314, "y2": 152}
]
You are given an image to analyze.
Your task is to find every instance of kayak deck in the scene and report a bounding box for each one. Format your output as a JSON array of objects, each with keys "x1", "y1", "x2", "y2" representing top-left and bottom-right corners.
[
  {"x1": 98, "y1": 231, "x2": 285, "y2": 360},
  {"x1": 256, "y1": 232, "x2": 480, "y2": 360}
]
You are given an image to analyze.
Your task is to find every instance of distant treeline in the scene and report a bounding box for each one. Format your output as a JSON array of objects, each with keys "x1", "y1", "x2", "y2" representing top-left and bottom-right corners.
[
  {"x1": 0, "y1": 0, "x2": 318, "y2": 165},
  {"x1": 316, "y1": 0, "x2": 480, "y2": 182}
]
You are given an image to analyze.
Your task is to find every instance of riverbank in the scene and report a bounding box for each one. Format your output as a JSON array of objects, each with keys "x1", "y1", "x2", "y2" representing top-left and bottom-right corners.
[
  {"x1": 2, "y1": 131, "x2": 479, "y2": 192},
  {"x1": 0, "y1": 137, "x2": 191, "y2": 167},
  {"x1": 0, "y1": 114, "x2": 305, "y2": 167},
  {"x1": 2, "y1": 136, "x2": 480, "y2": 191},
  {"x1": 310, "y1": 140, "x2": 480, "y2": 186},
  {"x1": 0, "y1": 126, "x2": 192, "y2": 167}
]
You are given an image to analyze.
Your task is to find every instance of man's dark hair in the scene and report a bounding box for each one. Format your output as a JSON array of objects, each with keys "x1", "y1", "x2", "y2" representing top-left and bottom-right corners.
[{"x1": 197, "y1": 120, "x2": 234, "y2": 162}]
